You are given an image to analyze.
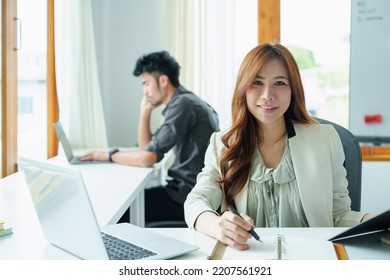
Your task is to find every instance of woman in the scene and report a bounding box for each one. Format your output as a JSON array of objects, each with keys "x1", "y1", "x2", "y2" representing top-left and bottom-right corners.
[{"x1": 184, "y1": 43, "x2": 375, "y2": 250}]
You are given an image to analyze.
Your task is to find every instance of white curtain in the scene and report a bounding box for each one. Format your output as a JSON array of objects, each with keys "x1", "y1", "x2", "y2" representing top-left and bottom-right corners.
[
  {"x1": 165, "y1": 0, "x2": 257, "y2": 131},
  {"x1": 54, "y1": 0, "x2": 108, "y2": 149}
]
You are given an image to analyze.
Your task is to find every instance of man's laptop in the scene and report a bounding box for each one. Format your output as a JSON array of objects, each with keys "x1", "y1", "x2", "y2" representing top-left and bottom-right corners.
[
  {"x1": 18, "y1": 157, "x2": 199, "y2": 260},
  {"x1": 53, "y1": 121, "x2": 110, "y2": 164}
]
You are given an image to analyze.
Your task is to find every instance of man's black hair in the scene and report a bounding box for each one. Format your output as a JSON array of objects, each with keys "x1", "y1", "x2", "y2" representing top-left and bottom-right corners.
[{"x1": 133, "y1": 51, "x2": 180, "y2": 87}]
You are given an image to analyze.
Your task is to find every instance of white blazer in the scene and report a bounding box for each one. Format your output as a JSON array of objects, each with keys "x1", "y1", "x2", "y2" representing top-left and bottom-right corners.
[{"x1": 184, "y1": 122, "x2": 364, "y2": 228}]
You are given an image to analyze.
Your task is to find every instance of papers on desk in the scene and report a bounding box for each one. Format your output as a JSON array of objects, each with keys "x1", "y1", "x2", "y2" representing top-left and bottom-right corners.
[{"x1": 223, "y1": 235, "x2": 337, "y2": 260}]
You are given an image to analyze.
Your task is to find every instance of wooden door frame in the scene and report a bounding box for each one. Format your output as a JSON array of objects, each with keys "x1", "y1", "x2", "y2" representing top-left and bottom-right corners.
[
  {"x1": 1, "y1": 0, "x2": 18, "y2": 177},
  {"x1": 1, "y1": 0, "x2": 58, "y2": 178},
  {"x1": 258, "y1": 0, "x2": 280, "y2": 43},
  {"x1": 47, "y1": 0, "x2": 59, "y2": 159}
]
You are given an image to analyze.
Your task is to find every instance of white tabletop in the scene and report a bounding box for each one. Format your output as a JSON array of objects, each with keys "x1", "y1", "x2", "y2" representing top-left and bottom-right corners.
[
  {"x1": 48, "y1": 156, "x2": 154, "y2": 226},
  {"x1": 0, "y1": 166, "x2": 345, "y2": 260},
  {"x1": 0, "y1": 171, "x2": 76, "y2": 259},
  {"x1": 1, "y1": 156, "x2": 387, "y2": 260},
  {"x1": 0, "y1": 155, "x2": 154, "y2": 259},
  {"x1": 149, "y1": 227, "x2": 346, "y2": 260}
]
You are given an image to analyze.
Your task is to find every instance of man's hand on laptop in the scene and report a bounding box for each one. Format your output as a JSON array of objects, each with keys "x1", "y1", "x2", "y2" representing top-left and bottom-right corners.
[{"x1": 80, "y1": 151, "x2": 109, "y2": 162}]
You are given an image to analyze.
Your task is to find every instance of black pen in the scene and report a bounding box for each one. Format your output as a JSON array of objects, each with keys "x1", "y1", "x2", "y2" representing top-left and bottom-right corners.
[{"x1": 228, "y1": 205, "x2": 263, "y2": 243}]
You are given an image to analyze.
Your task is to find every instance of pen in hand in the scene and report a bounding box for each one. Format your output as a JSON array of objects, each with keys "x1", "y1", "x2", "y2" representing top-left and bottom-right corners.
[{"x1": 227, "y1": 205, "x2": 263, "y2": 243}]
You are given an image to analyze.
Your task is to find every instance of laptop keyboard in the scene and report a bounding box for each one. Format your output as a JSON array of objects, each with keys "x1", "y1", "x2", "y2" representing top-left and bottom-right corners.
[{"x1": 101, "y1": 232, "x2": 157, "y2": 260}]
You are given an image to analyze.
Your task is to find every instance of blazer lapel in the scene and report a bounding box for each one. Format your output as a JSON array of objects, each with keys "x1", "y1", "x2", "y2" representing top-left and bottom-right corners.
[{"x1": 289, "y1": 123, "x2": 333, "y2": 226}]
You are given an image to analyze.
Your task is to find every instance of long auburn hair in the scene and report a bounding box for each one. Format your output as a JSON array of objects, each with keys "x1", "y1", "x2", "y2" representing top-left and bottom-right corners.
[{"x1": 220, "y1": 43, "x2": 317, "y2": 205}]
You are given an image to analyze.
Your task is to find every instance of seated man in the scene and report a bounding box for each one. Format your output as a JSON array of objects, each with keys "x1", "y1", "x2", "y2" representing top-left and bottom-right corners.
[{"x1": 81, "y1": 51, "x2": 219, "y2": 225}]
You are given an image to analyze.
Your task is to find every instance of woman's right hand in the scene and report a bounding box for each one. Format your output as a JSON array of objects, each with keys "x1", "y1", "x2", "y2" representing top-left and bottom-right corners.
[{"x1": 214, "y1": 211, "x2": 255, "y2": 250}]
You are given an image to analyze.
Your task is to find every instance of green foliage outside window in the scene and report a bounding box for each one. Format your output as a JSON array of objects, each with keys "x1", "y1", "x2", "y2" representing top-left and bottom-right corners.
[{"x1": 287, "y1": 46, "x2": 318, "y2": 69}]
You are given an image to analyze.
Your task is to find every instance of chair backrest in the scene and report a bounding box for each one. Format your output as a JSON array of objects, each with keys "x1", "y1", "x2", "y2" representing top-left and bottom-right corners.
[{"x1": 315, "y1": 117, "x2": 362, "y2": 211}]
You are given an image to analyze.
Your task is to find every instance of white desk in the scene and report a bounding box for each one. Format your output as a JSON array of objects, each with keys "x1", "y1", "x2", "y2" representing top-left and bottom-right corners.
[
  {"x1": 0, "y1": 172, "x2": 74, "y2": 259},
  {"x1": 0, "y1": 179, "x2": 344, "y2": 260},
  {"x1": 0, "y1": 192, "x2": 364, "y2": 261},
  {"x1": 0, "y1": 157, "x2": 155, "y2": 259},
  {"x1": 155, "y1": 228, "x2": 390, "y2": 260},
  {"x1": 48, "y1": 155, "x2": 156, "y2": 226},
  {"x1": 151, "y1": 227, "x2": 346, "y2": 260},
  {"x1": 1, "y1": 162, "x2": 388, "y2": 260}
]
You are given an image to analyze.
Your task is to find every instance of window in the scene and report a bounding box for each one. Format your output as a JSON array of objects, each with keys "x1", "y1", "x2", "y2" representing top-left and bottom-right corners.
[
  {"x1": 17, "y1": 0, "x2": 48, "y2": 160},
  {"x1": 281, "y1": 0, "x2": 351, "y2": 128}
]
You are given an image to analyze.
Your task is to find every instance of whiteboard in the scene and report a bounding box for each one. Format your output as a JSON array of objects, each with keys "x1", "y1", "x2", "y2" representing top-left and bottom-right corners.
[{"x1": 349, "y1": 0, "x2": 390, "y2": 140}]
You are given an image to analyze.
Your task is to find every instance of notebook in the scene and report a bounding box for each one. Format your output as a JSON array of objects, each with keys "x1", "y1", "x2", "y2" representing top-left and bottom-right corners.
[
  {"x1": 222, "y1": 234, "x2": 337, "y2": 260},
  {"x1": 18, "y1": 157, "x2": 199, "y2": 260},
  {"x1": 53, "y1": 122, "x2": 110, "y2": 164}
]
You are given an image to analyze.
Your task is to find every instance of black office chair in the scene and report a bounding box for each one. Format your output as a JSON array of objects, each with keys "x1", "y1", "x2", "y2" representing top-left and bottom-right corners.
[{"x1": 315, "y1": 117, "x2": 362, "y2": 211}]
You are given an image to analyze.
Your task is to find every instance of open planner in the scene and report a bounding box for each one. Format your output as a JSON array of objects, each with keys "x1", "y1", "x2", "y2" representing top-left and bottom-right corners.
[{"x1": 223, "y1": 234, "x2": 337, "y2": 260}]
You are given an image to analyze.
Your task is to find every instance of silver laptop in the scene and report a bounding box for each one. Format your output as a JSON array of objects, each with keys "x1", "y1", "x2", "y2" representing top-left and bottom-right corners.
[
  {"x1": 53, "y1": 122, "x2": 110, "y2": 164},
  {"x1": 18, "y1": 157, "x2": 198, "y2": 260}
]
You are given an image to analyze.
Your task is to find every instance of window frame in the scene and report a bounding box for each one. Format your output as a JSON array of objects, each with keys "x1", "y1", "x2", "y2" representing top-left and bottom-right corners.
[{"x1": 1, "y1": 0, "x2": 18, "y2": 177}]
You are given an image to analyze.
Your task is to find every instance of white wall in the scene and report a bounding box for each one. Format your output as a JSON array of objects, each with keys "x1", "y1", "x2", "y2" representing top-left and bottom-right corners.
[
  {"x1": 91, "y1": 0, "x2": 166, "y2": 147},
  {"x1": 361, "y1": 162, "x2": 390, "y2": 213}
]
